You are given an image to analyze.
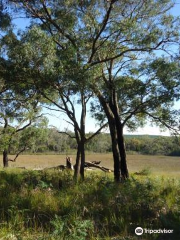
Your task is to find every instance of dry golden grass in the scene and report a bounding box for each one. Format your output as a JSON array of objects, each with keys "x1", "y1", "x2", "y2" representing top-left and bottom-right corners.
[{"x1": 0, "y1": 153, "x2": 180, "y2": 176}]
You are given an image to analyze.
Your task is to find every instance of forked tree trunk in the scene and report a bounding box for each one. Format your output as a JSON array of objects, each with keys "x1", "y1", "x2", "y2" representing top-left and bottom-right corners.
[
  {"x1": 108, "y1": 117, "x2": 121, "y2": 181},
  {"x1": 97, "y1": 93, "x2": 121, "y2": 181},
  {"x1": 3, "y1": 150, "x2": 9, "y2": 168},
  {"x1": 110, "y1": 96, "x2": 129, "y2": 180},
  {"x1": 73, "y1": 140, "x2": 86, "y2": 181},
  {"x1": 97, "y1": 90, "x2": 129, "y2": 181}
]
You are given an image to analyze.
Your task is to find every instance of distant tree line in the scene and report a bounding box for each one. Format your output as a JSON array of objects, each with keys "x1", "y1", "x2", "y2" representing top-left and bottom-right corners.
[
  {"x1": 125, "y1": 135, "x2": 180, "y2": 156},
  {"x1": 1, "y1": 126, "x2": 179, "y2": 156}
]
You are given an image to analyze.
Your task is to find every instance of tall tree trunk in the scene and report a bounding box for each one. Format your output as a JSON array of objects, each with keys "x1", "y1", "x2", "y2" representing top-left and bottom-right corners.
[
  {"x1": 80, "y1": 140, "x2": 85, "y2": 180},
  {"x1": 96, "y1": 91, "x2": 121, "y2": 181},
  {"x1": 74, "y1": 144, "x2": 81, "y2": 181},
  {"x1": 116, "y1": 124, "x2": 129, "y2": 179},
  {"x1": 110, "y1": 92, "x2": 129, "y2": 180},
  {"x1": 80, "y1": 92, "x2": 86, "y2": 180},
  {"x1": 108, "y1": 118, "x2": 121, "y2": 181},
  {"x1": 74, "y1": 140, "x2": 86, "y2": 181},
  {"x1": 73, "y1": 127, "x2": 81, "y2": 181},
  {"x1": 3, "y1": 150, "x2": 9, "y2": 168}
]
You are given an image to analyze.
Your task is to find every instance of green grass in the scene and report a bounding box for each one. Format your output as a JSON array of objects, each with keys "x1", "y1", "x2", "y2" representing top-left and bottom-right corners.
[
  {"x1": 0, "y1": 168, "x2": 180, "y2": 239},
  {"x1": 0, "y1": 154, "x2": 180, "y2": 239}
]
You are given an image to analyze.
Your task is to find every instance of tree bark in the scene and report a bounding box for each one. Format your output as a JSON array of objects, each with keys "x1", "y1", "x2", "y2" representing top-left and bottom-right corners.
[
  {"x1": 116, "y1": 124, "x2": 129, "y2": 179},
  {"x1": 3, "y1": 150, "x2": 9, "y2": 168},
  {"x1": 108, "y1": 117, "x2": 121, "y2": 181},
  {"x1": 96, "y1": 89, "x2": 129, "y2": 181},
  {"x1": 73, "y1": 140, "x2": 86, "y2": 181},
  {"x1": 109, "y1": 91, "x2": 129, "y2": 179},
  {"x1": 74, "y1": 144, "x2": 81, "y2": 181},
  {"x1": 96, "y1": 92, "x2": 122, "y2": 181},
  {"x1": 80, "y1": 141, "x2": 85, "y2": 180},
  {"x1": 79, "y1": 92, "x2": 86, "y2": 180}
]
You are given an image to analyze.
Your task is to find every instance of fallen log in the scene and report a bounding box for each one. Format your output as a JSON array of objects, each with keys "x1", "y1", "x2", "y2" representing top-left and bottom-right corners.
[
  {"x1": 35, "y1": 158, "x2": 112, "y2": 173},
  {"x1": 84, "y1": 161, "x2": 112, "y2": 172},
  {"x1": 91, "y1": 161, "x2": 101, "y2": 165}
]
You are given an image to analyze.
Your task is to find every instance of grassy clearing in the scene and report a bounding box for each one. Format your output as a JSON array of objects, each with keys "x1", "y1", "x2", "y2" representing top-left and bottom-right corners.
[
  {"x1": 1, "y1": 154, "x2": 180, "y2": 176},
  {"x1": 0, "y1": 168, "x2": 180, "y2": 239}
]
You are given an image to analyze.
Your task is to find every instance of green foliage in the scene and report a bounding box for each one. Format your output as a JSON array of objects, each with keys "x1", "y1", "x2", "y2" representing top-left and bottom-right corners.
[
  {"x1": 0, "y1": 2, "x2": 11, "y2": 31},
  {"x1": 85, "y1": 132, "x2": 111, "y2": 153},
  {"x1": 51, "y1": 215, "x2": 93, "y2": 240},
  {"x1": 22, "y1": 26, "x2": 57, "y2": 75},
  {"x1": 1, "y1": 127, "x2": 179, "y2": 156},
  {"x1": 0, "y1": 170, "x2": 180, "y2": 239},
  {"x1": 3, "y1": 0, "x2": 179, "y2": 134},
  {"x1": 125, "y1": 135, "x2": 180, "y2": 156},
  {"x1": 135, "y1": 168, "x2": 152, "y2": 176},
  {"x1": 37, "y1": 180, "x2": 53, "y2": 190}
]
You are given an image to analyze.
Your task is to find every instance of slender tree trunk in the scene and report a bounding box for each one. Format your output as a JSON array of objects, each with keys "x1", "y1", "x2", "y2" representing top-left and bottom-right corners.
[
  {"x1": 111, "y1": 114, "x2": 129, "y2": 179},
  {"x1": 74, "y1": 140, "x2": 86, "y2": 181},
  {"x1": 80, "y1": 140, "x2": 85, "y2": 180},
  {"x1": 116, "y1": 124, "x2": 129, "y2": 179},
  {"x1": 80, "y1": 92, "x2": 86, "y2": 180},
  {"x1": 3, "y1": 150, "x2": 9, "y2": 168},
  {"x1": 74, "y1": 144, "x2": 81, "y2": 181},
  {"x1": 108, "y1": 118, "x2": 121, "y2": 181}
]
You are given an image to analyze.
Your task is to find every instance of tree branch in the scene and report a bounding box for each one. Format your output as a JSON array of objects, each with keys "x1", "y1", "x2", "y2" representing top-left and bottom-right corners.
[
  {"x1": 8, "y1": 146, "x2": 27, "y2": 162},
  {"x1": 43, "y1": 105, "x2": 63, "y2": 112},
  {"x1": 16, "y1": 114, "x2": 43, "y2": 133},
  {"x1": 90, "y1": 39, "x2": 171, "y2": 66},
  {"x1": 88, "y1": 0, "x2": 116, "y2": 63},
  {"x1": 86, "y1": 122, "x2": 108, "y2": 143},
  {"x1": 58, "y1": 131, "x2": 76, "y2": 139},
  {"x1": 40, "y1": 1, "x2": 77, "y2": 48},
  {"x1": 144, "y1": 111, "x2": 179, "y2": 134}
]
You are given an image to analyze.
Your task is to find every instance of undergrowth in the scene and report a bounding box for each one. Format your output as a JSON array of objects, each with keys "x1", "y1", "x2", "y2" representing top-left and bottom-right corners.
[{"x1": 0, "y1": 169, "x2": 180, "y2": 239}]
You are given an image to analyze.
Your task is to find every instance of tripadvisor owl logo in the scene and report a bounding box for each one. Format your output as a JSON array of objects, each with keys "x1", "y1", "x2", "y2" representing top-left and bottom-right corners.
[
  {"x1": 135, "y1": 227, "x2": 174, "y2": 235},
  {"x1": 135, "y1": 227, "x2": 143, "y2": 235}
]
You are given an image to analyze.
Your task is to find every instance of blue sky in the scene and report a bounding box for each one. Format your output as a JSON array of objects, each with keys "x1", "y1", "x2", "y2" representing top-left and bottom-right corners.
[{"x1": 12, "y1": 1, "x2": 180, "y2": 135}]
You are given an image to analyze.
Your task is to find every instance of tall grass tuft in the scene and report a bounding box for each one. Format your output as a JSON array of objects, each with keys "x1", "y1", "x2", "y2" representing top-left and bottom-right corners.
[{"x1": 0, "y1": 169, "x2": 180, "y2": 239}]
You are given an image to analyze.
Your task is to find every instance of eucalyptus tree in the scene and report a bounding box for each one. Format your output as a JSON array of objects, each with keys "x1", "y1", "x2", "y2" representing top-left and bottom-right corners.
[
  {"x1": 0, "y1": 91, "x2": 45, "y2": 167},
  {"x1": 24, "y1": 28, "x2": 107, "y2": 180},
  {"x1": 0, "y1": 27, "x2": 47, "y2": 168},
  {"x1": 91, "y1": 58, "x2": 180, "y2": 176},
  {"x1": 0, "y1": 0, "x2": 11, "y2": 97},
  {"x1": 8, "y1": 0, "x2": 180, "y2": 181},
  {"x1": 2, "y1": 25, "x2": 107, "y2": 179}
]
